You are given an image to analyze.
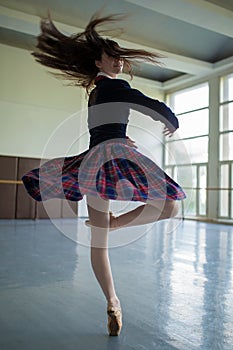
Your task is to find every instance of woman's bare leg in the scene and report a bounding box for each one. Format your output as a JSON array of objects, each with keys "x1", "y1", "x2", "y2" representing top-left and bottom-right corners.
[
  {"x1": 86, "y1": 195, "x2": 120, "y2": 307},
  {"x1": 110, "y1": 200, "x2": 180, "y2": 230}
]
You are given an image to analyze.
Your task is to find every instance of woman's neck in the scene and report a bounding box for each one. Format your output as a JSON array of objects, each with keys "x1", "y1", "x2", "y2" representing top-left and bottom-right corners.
[{"x1": 97, "y1": 72, "x2": 118, "y2": 79}]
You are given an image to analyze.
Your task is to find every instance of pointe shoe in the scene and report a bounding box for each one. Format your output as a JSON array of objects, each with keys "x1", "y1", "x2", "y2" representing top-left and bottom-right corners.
[
  {"x1": 85, "y1": 212, "x2": 118, "y2": 231},
  {"x1": 107, "y1": 305, "x2": 122, "y2": 336}
]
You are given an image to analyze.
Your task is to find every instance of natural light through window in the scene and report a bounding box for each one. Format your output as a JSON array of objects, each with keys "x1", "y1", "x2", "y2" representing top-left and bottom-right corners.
[
  {"x1": 219, "y1": 73, "x2": 233, "y2": 219},
  {"x1": 166, "y1": 83, "x2": 209, "y2": 217}
]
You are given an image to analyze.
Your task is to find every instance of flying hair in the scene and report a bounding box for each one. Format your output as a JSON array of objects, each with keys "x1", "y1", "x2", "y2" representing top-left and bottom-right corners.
[{"x1": 32, "y1": 12, "x2": 162, "y2": 93}]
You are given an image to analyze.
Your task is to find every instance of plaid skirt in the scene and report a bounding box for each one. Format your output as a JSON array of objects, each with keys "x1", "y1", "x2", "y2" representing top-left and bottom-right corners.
[{"x1": 22, "y1": 140, "x2": 186, "y2": 202}]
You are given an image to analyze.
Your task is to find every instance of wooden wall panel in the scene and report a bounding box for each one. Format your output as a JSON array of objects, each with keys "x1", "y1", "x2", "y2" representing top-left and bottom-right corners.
[
  {"x1": 61, "y1": 200, "x2": 78, "y2": 218},
  {"x1": 36, "y1": 199, "x2": 62, "y2": 219},
  {"x1": 16, "y1": 185, "x2": 36, "y2": 219},
  {"x1": 0, "y1": 155, "x2": 79, "y2": 219},
  {"x1": 0, "y1": 156, "x2": 17, "y2": 219},
  {"x1": 0, "y1": 156, "x2": 18, "y2": 180},
  {"x1": 16, "y1": 157, "x2": 40, "y2": 219},
  {"x1": 0, "y1": 184, "x2": 17, "y2": 219}
]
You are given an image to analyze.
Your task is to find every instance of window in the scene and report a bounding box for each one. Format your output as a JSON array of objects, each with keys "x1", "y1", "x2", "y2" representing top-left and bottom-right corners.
[
  {"x1": 219, "y1": 74, "x2": 233, "y2": 219},
  {"x1": 166, "y1": 83, "x2": 209, "y2": 217}
]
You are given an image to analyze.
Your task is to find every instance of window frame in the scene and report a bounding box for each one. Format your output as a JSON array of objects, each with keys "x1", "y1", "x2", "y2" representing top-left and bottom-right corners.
[
  {"x1": 218, "y1": 74, "x2": 233, "y2": 219},
  {"x1": 165, "y1": 82, "x2": 210, "y2": 219}
]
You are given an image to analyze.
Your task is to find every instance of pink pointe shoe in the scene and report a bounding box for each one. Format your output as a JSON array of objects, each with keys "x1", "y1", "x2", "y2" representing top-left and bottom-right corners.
[{"x1": 107, "y1": 305, "x2": 122, "y2": 336}]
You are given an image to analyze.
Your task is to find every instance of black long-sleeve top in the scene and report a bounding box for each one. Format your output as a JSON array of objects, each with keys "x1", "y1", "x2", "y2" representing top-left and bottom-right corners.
[{"x1": 88, "y1": 76, "x2": 178, "y2": 148}]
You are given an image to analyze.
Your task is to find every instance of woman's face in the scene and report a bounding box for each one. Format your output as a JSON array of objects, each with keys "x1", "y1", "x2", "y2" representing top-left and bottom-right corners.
[{"x1": 95, "y1": 52, "x2": 124, "y2": 78}]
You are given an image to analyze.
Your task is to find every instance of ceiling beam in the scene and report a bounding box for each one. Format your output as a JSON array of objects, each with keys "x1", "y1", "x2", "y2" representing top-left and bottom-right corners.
[
  {"x1": 163, "y1": 55, "x2": 233, "y2": 91},
  {"x1": 0, "y1": 5, "x2": 213, "y2": 77},
  {"x1": 117, "y1": 38, "x2": 213, "y2": 75},
  {"x1": 126, "y1": 0, "x2": 233, "y2": 38}
]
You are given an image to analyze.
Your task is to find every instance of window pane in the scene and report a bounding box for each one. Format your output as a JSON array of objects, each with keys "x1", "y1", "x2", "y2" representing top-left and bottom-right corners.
[
  {"x1": 219, "y1": 190, "x2": 228, "y2": 217},
  {"x1": 174, "y1": 166, "x2": 196, "y2": 216},
  {"x1": 229, "y1": 75, "x2": 233, "y2": 101},
  {"x1": 219, "y1": 132, "x2": 233, "y2": 161},
  {"x1": 165, "y1": 140, "x2": 190, "y2": 165},
  {"x1": 183, "y1": 189, "x2": 197, "y2": 216},
  {"x1": 165, "y1": 167, "x2": 172, "y2": 177},
  {"x1": 171, "y1": 84, "x2": 209, "y2": 114},
  {"x1": 219, "y1": 164, "x2": 229, "y2": 217},
  {"x1": 231, "y1": 191, "x2": 233, "y2": 219},
  {"x1": 165, "y1": 137, "x2": 208, "y2": 165},
  {"x1": 176, "y1": 165, "x2": 196, "y2": 188},
  {"x1": 184, "y1": 137, "x2": 209, "y2": 163},
  {"x1": 220, "y1": 103, "x2": 233, "y2": 131},
  {"x1": 231, "y1": 163, "x2": 233, "y2": 219},
  {"x1": 174, "y1": 109, "x2": 209, "y2": 139},
  {"x1": 220, "y1": 74, "x2": 233, "y2": 102},
  {"x1": 199, "y1": 166, "x2": 207, "y2": 216}
]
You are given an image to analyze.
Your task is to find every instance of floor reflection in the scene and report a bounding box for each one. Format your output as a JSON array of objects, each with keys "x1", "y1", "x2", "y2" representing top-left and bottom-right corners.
[
  {"x1": 135, "y1": 220, "x2": 233, "y2": 349},
  {"x1": 0, "y1": 219, "x2": 232, "y2": 350},
  {"x1": 0, "y1": 220, "x2": 78, "y2": 289},
  {"x1": 202, "y1": 227, "x2": 233, "y2": 349}
]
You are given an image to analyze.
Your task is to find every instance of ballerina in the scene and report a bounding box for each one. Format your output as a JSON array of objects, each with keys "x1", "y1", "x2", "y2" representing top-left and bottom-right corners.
[{"x1": 22, "y1": 12, "x2": 186, "y2": 336}]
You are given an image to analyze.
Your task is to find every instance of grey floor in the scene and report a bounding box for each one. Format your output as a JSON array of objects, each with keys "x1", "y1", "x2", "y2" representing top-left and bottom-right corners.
[{"x1": 0, "y1": 218, "x2": 232, "y2": 350}]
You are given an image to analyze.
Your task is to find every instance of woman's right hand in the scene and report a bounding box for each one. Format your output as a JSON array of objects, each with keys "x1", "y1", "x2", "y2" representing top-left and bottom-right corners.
[
  {"x1": 126, "y1": 136, "x2": 138, "y2": 148},
  {"x1": 163, "y1": 126, "x2": 175, "y2": 138}
]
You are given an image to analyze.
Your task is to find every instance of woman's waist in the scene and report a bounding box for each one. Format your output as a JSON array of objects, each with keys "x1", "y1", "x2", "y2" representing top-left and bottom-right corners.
[{"x1": 89, "y1": 123, "x2": 127, "y2": 148}]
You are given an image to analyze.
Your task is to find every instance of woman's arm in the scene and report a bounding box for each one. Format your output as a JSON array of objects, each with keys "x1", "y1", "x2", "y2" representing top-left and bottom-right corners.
[
  {"x1": 101, "y1": 79, "x2": 179, "y2": 133},
  {"x1": 120, "y1": 82, "x2": 178, "y2": 132}
]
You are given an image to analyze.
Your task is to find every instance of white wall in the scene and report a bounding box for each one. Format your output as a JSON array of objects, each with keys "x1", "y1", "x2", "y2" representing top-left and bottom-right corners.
[
  {"x1": 0, "y1": 43, "x2": 164, "y2": 159},
  {"x1": 0, "y1": 43, "x2": 86, "y2": 158}
]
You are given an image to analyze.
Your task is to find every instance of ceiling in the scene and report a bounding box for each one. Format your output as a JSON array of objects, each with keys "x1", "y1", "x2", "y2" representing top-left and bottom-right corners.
[{"x1": 0, "y1": 0, "x2": 233, "y2": 90}]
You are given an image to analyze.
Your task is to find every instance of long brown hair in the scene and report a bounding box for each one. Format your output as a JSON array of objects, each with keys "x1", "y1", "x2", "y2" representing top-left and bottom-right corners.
[{"x1": 32, "y1": 12, "x2": 161, "y2": 93}]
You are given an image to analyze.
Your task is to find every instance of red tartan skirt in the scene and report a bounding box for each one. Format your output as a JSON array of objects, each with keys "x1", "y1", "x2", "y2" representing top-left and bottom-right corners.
[{"x1": 22, "y1": 140, "x2": 186, "y2": 202}]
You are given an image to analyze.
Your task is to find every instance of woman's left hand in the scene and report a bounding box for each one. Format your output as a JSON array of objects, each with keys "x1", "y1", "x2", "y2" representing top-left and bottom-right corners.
[{"x1": 126, "y1": 136, "x2": 138, "y2": 148}]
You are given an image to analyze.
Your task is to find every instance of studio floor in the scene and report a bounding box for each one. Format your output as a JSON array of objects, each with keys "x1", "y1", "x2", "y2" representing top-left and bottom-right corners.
[{"x1": 0, "y1": 218, "x2": 232, "y2": 350}]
